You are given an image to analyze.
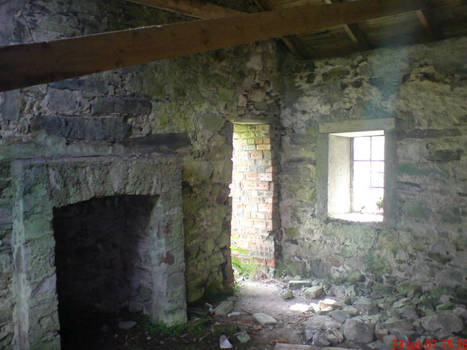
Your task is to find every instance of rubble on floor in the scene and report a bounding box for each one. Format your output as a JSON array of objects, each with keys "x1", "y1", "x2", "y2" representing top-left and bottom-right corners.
[
  {"x1": 71, "y1": 278, "x2": 465, "y2": 349},
  {"x1": 280, "y1": 278, "x2": 467, "y2": 349},
  {"x1": 214, "y1": 278, "x2": 467, "y2": 349}
]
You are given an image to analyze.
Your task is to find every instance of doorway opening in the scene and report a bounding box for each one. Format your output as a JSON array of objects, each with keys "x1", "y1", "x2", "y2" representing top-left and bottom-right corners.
[
  {"x1": 230, "y1": 123, "x2": 277, "y2": 278},
  {"x1": 53, "y1": 195, "x2": 157, "y2": 349}
]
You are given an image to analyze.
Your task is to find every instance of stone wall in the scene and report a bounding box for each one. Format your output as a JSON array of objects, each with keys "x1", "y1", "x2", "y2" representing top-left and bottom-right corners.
[
  {"x1": 0, "y1": 0, "x2": 281, "y2": 347},
  {"x1": 279, "y1": 37, "x2": 467, "y2": 295},
  {"x1": 231, "y1": 124, "x2": 279, "y2": 271},
  {"x1": 0, "y1": 162, "x2": 13, "y2": 347}
]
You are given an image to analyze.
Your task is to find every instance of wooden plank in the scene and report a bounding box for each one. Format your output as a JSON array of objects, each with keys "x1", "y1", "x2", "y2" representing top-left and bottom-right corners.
[
  {"x1": 344, "y1": 23, "x2": 373, "y2": 49},
  {"x1": 126, "y1": 0, "x2": 242, "y2": 19},
  {"x1": 253, "y1": 0, "x2": 312, "y2": 58},
  {"x1": 281, "y1": 35, "x2": 313, "y2": 58},
  {"x1": 129, "y1": 0, "x2": 311, "y2": 58},
  {"x1": 324, "y1": 0, "x2": 372, "y2": 49},
  {"x1": 284, "y1": 0, "x2": 466, "y2": 8},
  {"x1": 0, "y1": 0, "x2": 426, "y2": 92},
  {"x1": 415, "y1": 9, "x2": 442, "y2": 39}
]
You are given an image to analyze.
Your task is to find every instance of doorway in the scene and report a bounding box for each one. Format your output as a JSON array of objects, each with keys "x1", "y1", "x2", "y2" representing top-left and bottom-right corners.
[{"x1": 230, "y1": 123, "x2": 278, "y2": 277}]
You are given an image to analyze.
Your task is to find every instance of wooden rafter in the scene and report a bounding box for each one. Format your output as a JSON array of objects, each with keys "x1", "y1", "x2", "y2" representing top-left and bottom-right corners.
[
  {"x1": 253, "y1": 0, "x2": 312, "y2": 59},
  {"x1": 0, "y1": 0, "x2": 427, "y2": 92},
  {"x1": 324, "y1": 0, "x2": 372, "y2": 49},
  {"x1": 280, "y1": 0, "x2": 466, "y2": 7},
  {"x1": 344, "y1": 23, "x2": 373, "y2": 49},
  {"x1": 416, "y1": 9, "x2": 442, "y2": 39},
  {"x1": 128, "y1": 0, "x2": 311, "y2": 58},
  {"x1": 126, "y1": 0, "x2": 242, "y2": 19}
]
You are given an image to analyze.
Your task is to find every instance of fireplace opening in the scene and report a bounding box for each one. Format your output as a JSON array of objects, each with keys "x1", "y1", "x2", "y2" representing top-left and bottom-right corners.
[{"x1": 53, "y1": 195, "x2": 157, "y2": 349}]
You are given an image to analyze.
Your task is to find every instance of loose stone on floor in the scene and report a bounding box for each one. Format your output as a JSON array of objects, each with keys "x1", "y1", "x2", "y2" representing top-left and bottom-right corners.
[{"x1": 226, "y1": 278, "x2": 467, "y2": 350}]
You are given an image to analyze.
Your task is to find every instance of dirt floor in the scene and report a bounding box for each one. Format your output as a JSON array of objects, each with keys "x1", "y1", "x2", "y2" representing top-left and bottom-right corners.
[
  {"x1": 233, "y1": 279, "x2": 310, "y2": 348},
  {"x1": 62, "y1": 279, "x2": 313, "y2": 350}
]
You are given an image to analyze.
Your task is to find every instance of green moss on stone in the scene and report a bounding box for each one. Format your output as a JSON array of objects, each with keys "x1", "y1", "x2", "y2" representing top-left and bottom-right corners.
[
  {"x1": 348, "y1": 270, "x2": 365, "y2": 283},
  {"x1": 322, "y1": 68, "x2": 350, "y2": 81},
  {"x1": 201, "y1": 113, "x2": 225, "y2": 133},
  {"x1": 217, "y1": 87, "x2": 235, "y2": 102},
  {"x1": 418, "y1": 287, "x2": 450, "y2": 309},
  {"x1": 285, "y1": 227, "x2": 300, "y2": 238},
  {"x1": 455, "y1": 286, "x2": 467, "y2": 300},
  {"x1": 403, "y1": 202, "x2": 429, "y2": 219},
  {"x1": 436, "y1": 303, "x2": 454, "y2": 311},
  {"x1": 372, "y1": 282, "x2": 394, "y2": 296},
  {"x1": 183, "y1": 161, "x2": 213, "y2": 185},
  {"x1": 410, "y1": 238, "x2": 427, "y2": 252},
  {"x1": 185, "y1": 273, "x2": 207, "y2": 303},
  {"x1": 29, "y1": 339, "x2": 61, "y2": 350},
  {"x1": 396, "y1": 281, "x2": 422, "y2": 297},
  {"x1": 284, "y1": 183, "x2": 316, "y2": 203},
  {"x1": 440, "y1": 207, "x2": 462, "y2": 224},
  {"x1": 397, "y1": 163, "x2": 449, "y2": 178},
  {"x1": 276, "y1": 259, "x2": 306, "y2": 277},
  {"x1": 428, "y1": 252, "x2": 451, "y2": 264},
  {"x1": 204, "y1": 279, "x2": 233, "y2": 303},
  {"x1": 158, "y1": 111, "x2": 170, "y2": 129},
  {"x1": 306, "y1": 124, "x2": 319, "y2": 142},
  {"x1": 364, "y1": 252, "x2": 391, "y2": 276}
]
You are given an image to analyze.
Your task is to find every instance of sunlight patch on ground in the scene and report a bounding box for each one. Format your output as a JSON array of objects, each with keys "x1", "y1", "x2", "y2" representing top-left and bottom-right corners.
[{"x1": 288, "y1": 303, "x2": 310, "y2": 312}]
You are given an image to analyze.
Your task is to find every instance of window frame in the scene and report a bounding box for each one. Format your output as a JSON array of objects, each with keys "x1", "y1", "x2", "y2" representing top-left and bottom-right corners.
[
  {"x1": 351, "y1": 134, "x2": 385, "y2": 214},
  {"x1": 317, "y1": 118, "x2": 396, "y2": 225}
]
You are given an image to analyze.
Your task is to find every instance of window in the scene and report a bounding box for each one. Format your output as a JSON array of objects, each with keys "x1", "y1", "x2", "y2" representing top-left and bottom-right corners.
[
  {"x1": 318, "y1": 118, "x2": 395, "y2": 224},
  {"x1": 352, "y1": 134, "x2": 384, "y2": 216}
]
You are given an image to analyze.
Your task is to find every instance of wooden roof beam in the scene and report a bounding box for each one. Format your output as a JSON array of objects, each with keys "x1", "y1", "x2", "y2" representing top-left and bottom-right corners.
[
  {"x1": 253, "y1": 0, "x2": 312, "y2": 59},
  {"x1": 126, "y1": 0, "x2": 242, "y2": 19},
  {"x1": 0, "y1": 0, "x2": 426, "y2": 92},
  {"x1": 129, "y1": 0, "x2": 312, "y2": 58},
  {"x1": 344, "y1": 23, "x2": 373, "y2": 49},
  {"x1": 284, "y1": 0, "x2": 466, "y2": 8},
  {"x1": 416, "y1": 9, "x2": 443, "y2": 40},
  {"x1": 325, "y1": 0, "x2": 372, "y2": 49}
]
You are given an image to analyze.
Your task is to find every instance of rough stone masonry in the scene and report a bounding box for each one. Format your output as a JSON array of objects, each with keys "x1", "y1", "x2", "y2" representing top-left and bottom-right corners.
[
  {"x1": 0, "y1": 0, "x2": 282, "y2": 347},
  {"x1": 0, "y1": 0, "x2": 466, "y2": 349}
]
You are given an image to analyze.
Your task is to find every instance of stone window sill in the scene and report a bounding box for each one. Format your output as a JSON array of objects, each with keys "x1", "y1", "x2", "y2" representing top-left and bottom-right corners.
[{"x1": 329, "y1": 212, "x2": 383, "y2": 223}]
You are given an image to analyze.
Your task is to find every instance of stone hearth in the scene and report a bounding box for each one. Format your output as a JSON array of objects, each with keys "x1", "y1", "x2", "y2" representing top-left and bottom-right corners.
[{"x1": 11, "y1": 155, "x2": 186, "y2": 349}]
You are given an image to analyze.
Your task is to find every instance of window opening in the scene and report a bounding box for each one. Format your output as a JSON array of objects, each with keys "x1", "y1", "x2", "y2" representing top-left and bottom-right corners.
[
  {"x1": 352, "y1": 135, "x2": 385, "y2": 215},
  {"x1": 328, "y1": 130, "x2": 385, "y2": 222}
]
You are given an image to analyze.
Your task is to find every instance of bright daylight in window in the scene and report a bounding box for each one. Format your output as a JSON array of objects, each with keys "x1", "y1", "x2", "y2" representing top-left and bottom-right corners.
[
  {"x1": 352, "y1": 134, "x2": 384, "y2": 215},
  {"x1": 328, "y1": 130, "x2": 385, "y2": 222}
]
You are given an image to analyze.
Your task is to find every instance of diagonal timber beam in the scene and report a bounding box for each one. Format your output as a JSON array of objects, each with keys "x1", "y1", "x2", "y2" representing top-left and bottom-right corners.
[
  {"x1": 0, "y1": 0, "x2": 427, "y2": 92},
  {"x1": 282, "y1": 0, "x2": 466, "y2": 7},
  {"x1": 253, "y1": 0, "x2": 312, "y2": 59},
  {"x1": 126, "y1": 0, "x2": 242, "y2": 19},
  {"x1": 128, "y1": 0, "x2": 311, "y2": 58},
  {"x1": 324, "y1": 0, "x2": 372, "y2": 49},
  {"x1": 344, "y1": 23, "x2": 373, "y2": 49},
  {"x1": 415, "y1": 9, "x2": 442, "y2": 40}
]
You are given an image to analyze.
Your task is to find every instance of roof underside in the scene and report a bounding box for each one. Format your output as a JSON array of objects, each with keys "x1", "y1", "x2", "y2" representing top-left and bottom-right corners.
[
  {"x1": 1, "y1": 0, "x2": 466, "y2": 91},
  {"x1": 253, "y1": 0, "x2": 467, "y2": 58}
]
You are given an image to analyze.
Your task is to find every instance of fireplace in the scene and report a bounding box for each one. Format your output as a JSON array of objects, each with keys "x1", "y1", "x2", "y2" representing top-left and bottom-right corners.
[
  {"x1": 53, "y1": 195, "x2": 158, "y2": 348},
  {"x1": 12, "y1": 155, "x2": 186, "y2": 349}
]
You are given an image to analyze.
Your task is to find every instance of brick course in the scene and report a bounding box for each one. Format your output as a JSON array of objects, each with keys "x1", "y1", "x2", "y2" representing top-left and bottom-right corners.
[{"x1": 231, "y1": 124, "x2": 278, "y2": 270}]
